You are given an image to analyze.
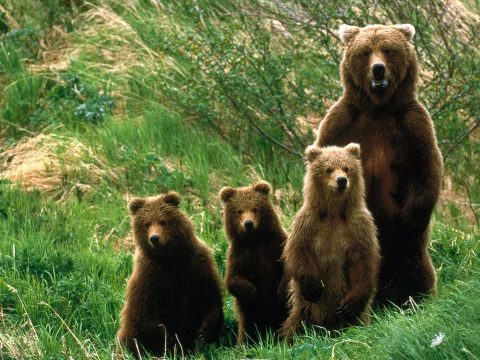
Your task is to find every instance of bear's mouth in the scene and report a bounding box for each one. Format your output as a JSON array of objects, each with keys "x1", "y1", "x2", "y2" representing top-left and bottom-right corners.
[
  {"x1": 149, "y1": 237, "x2": 165, "y2": 249},
  {"x1": 371, "y1": 78, "x2": 389, "y2": 90},
  {"x1": 243, "y1": 226, "x2": 255, "y2": 234}
]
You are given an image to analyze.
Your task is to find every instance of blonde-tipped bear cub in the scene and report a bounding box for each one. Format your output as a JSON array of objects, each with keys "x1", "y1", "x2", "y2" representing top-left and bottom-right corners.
[{"x1": 280, "y1": 143, "x2": 380, "y2": 339}]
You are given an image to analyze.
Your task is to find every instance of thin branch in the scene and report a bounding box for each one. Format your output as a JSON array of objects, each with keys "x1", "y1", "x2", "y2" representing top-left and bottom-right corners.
[
  {"x1": 458, "y1": 173, "x2": 480, "y2": 227},
  {"x1": 443, "y1": 118, "x2": 480, "y2": 160},
  {"x1": 216, "y1": 77, "x2": 302, "y2": 157}
]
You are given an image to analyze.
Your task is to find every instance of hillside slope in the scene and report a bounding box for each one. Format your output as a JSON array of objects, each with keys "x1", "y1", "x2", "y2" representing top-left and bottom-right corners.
[{"x1": 0, "y1": 1, "x2": 479, "y2": 359}]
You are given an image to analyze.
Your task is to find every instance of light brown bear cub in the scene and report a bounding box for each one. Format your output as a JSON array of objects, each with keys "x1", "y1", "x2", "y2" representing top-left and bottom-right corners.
[
  {"x1": 220, "y1": 181, "x2": 288, "y2": 343},
  {"x1": 117, "y1": 192, "x2": 224, "y2": 358},
  {"x1": 280, "y1": 144, "x2": 380, "y2": 339}
]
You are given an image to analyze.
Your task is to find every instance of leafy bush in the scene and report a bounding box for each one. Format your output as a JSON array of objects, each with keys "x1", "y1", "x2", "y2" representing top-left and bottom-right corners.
[{"x1": 74, "y1": 94, "x2": 114, "y2": 123}]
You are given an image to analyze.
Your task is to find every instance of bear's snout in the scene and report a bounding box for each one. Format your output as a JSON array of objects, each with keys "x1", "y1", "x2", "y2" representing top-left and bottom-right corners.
[
  {"x1": 371, "y1": 63, "x2": 389, "y2": 90},
  {"x1": 147, "y1": 223, "x2": 163, "y2": 247},
  {"x1": 372, "y1": 63, "x2": 385, "y2": 80},
  {"x1": 149, "y1": 234, "x2": 160, "y2": 245},
  {"x1": 243, "y1": 220, "x2": 254, "y2": 232},
  {"x1": 336, "y1": 176, "x2": 348, "y2": 191}
]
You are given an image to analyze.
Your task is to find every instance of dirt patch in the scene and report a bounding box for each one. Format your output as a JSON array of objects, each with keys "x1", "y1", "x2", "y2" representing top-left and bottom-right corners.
[
  {"x1": 0, "y1": 134, "x2": 117, "y2": 198},
  {"x1": 29, "y1": 25, "x2": 70, "y2": 74}
]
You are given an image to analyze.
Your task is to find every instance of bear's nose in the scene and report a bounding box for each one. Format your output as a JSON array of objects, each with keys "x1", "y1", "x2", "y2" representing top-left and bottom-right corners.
[
  {"x1": 372, "y1": 63, "x2": 386, "y2": 80},
  {"x1": 149, "y1": 234, "x2": 160, "y2": 244},
  {"x1": 244, "y1": 220, "x2": 254, "y2": 231},
  {"x1": 337, "y1": 177, "x2": 348, "y2": 190}
]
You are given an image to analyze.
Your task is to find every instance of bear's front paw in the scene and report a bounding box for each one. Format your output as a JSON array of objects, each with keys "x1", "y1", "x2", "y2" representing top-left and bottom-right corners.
[
  {"x1": 241, "y1": 283, "x2": 258, "y2": 303},
  {"x1": 299, "y1": 276, "x2": 323, "y2": 303},
  {"x1": 336, "y1": 292, "x2": 369, "y2": 318},
  {"x1": 228, "y1": 278, "x2": 258, "y2": 303},
  {"x1": 197, "y1": 327, "x2": 216, "y2": 345}
]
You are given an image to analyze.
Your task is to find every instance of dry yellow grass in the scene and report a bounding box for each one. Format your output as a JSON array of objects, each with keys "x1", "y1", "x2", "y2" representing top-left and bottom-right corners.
[{"x1": 1, "y1": 134, "x2": 117, "y2": 197}]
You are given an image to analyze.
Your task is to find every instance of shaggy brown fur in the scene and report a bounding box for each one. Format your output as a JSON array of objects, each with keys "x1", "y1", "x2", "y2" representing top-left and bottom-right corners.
[
  {"x1": 316, "y1": 24, "x2": 443, "y2": 306},
  {"x1": 116, "y1": 192, "x2": 224, "y2": 358},
  {"x1": 220, "y1": 181, "x2": 288, "y2": 343},
  {"x1": 280, "y1": 144, "x2": 380, "y2": 340}
]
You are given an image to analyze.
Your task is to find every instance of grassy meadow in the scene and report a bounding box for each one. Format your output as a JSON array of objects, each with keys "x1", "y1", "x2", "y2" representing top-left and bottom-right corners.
[{"x1": 0, "y1": 0, "x2": 479, "y2": 359}]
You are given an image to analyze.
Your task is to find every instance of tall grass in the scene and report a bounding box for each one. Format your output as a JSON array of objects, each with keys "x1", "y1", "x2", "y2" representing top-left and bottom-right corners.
[{"x1": 1, "y1": 179, "x2": 478, "y2": 359}]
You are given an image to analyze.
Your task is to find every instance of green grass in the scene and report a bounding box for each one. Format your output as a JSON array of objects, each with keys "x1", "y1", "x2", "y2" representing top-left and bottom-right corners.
[
  {"x1": 1, "y1": 182, "x2": 479, "y2": 359},
  {"x1": 1, "y1": 0, "x2": 480, "y2": 359}
]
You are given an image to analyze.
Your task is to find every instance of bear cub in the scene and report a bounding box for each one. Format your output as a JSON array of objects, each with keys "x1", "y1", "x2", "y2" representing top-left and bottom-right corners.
[
  {"x1": 280, "y1": 144, "x2": 380, "y2": 339},
  {"x1": 117, "y1": 192, "x2": 224, "y2": 358},
  {"x1": 220, "y1": 181, "x2": 288, "y2": 343}
]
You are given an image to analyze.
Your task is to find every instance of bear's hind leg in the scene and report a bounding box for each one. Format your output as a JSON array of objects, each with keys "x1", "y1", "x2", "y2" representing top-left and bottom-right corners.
[
  {"x1": 279, "y1": 309, "x2": 304, "y2": 343},
  {"x1": 377, "y1": 251, "x2": 436, "y2": 306}
]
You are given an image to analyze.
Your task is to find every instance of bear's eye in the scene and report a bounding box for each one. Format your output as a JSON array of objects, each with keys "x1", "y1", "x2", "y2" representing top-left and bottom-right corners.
[
  {"x1": 362, "y1": 49, "x2": 371, "y2": 57},
  {"x1": 343, "y1": 167, "x2": 349, "y2": 173},
  {"x1": 326, "y1": 167, "x2": 334, "y2": 174},
  {"x1": 145, "y1": 222, "x2": 151, "y2": 228},
  {"x1": 383, "y1": 48, "x2": 396, "y2": 56},
  {"x1": 252, "y1": 207, "x2": 258, "y2": 213},
  {"x1": 159, "y1": 220, "x2": 166, "y2": 226},
  {"x1": 238, "y1": 210, "x2": 243, "y2": 215}
]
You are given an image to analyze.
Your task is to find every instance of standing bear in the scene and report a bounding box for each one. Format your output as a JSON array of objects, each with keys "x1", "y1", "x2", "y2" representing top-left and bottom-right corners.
[
  {"x1": 116, "y1": 192, "x2": 224, "y2": 358},
  {"x1": 280, "y1": 143, "x2": 380, "y2": 340},
  {"x1": 316, "y1": 24, "x2": 443, "y2": 306},
  {"x1": 220, "y1": 181, "x2": 289, "y2": 343}
]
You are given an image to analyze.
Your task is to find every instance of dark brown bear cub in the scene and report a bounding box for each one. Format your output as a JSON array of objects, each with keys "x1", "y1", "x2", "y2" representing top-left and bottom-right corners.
[
  {"x1": 220, "y1": 181, "x2": 288, "y2": 343},
  {"x1": 316, "y1": 24, "x2": 442, "y2": 305},
  {"x1": 280, "y1": 144, "x2": 380, "y2": 340},
  {"x1": 116, "y1": 192, "x2": 224, "y2": 358}
]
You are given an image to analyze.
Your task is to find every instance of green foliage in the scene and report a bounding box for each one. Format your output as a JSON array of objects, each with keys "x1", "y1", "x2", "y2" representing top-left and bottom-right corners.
[
  {"x1": 74, "y1": 94, "x2": 114, "y2": 123},
  {"x1": 0, "y1": 179, "x2": 479, "y2": 359},
  {"x1": 2, "y1": 73, "x2": 46, "y2": 126},
  {"x1": 0, "y1": 41, "x2": 26, "y2": 78}
]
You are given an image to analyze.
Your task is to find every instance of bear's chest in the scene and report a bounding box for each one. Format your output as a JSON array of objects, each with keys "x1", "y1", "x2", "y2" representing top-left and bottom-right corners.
[
  {"x1": 312, "y1": 218, "x2": 348, "y2": 287},
  {"x1": 237, "y1": 244, "x2": 282, "y2": 283},
  {"x1": 313, "y1": 217, "x2": 348, "y2": 259},
  {"x1": 361, "y1": 132, "x2": 395, "y2": 185},
  {"x1": 350, "y1": 114, "x2": 402, "y2": 214}
]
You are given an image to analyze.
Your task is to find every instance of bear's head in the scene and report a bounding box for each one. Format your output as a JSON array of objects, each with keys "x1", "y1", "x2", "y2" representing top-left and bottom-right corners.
[
  {"x1": 128, "y1": 192, "x2": 193, "y2": 256},
  {"x1": 304, "y1": 143, "x2": 363, "y2": 203},
  {"x1": 339, "y1": 24, "x2": 417, "y2": 106},
  {"x1": 219, "y1": 181, "x2": 275, "y2": 240}
]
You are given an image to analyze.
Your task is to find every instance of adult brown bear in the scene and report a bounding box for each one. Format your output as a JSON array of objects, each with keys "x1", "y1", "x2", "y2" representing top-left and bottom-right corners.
[{"x1": 315, "y1": 24, "x2": 443, "y2": 306}]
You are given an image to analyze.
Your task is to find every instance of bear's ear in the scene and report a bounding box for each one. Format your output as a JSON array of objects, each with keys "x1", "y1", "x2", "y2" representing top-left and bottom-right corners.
[
  {"x1": 393, "y1": 24, "x2": 415, "y2": 41},
  {"x1": 163, "y1": 191, "x2": 180, "y2": 207},
  {"x1": 219, "y1": 187, "x2": 236, "y2": 202},
  {"x1": 339, "y1": 24, "x2": 360, "y2": 45},
  {"x1": 128, "y1": 197, "x2": 146, "y2": 215},
  {"x1": 253, "y1": 181, "x2": 271, "y2": 195},
  {"x1": 305, "y1": 145, "x2": 322, "y2": 163},
  {"x1": 345, "y1": 143, "x2": 361, "y2": 159}
]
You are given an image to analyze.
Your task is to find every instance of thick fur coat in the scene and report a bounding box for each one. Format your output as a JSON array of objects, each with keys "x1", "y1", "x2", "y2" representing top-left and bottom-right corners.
[
  {"x1": 117, "y1": 193, "x2": 224, "y2": 358},
  {"x1": 220, "y1": 182, "x2": 288, "y2": 343},
  {"x1": 316, "y1": 24, "x2": 442, "y2": 305},
  {"x1": 280, "y1": 144, "x2": 380, "y2": 339}
]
